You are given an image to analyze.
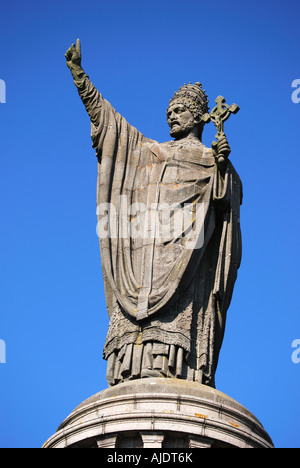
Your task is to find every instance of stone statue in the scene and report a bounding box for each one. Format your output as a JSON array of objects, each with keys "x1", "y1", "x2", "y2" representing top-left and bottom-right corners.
[{"x1": 65, "y1": 39, "x2": 242, "y2": 388}]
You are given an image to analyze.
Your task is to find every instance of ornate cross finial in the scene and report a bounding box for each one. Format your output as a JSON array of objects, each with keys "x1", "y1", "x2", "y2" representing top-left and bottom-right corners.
[{"x1": 202, "y1": 95, "x2": 239, "y2": 140}]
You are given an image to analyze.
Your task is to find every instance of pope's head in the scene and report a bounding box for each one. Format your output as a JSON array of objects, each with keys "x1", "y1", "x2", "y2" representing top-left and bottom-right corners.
[{"x1": 167, "y1": 82, "x2": 209, "y2": 140}]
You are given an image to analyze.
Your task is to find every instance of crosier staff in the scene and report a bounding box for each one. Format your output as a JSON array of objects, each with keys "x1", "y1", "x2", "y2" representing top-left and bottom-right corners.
[{"x1": 195, "y1": 96, "x2": 239, "y2": 382}]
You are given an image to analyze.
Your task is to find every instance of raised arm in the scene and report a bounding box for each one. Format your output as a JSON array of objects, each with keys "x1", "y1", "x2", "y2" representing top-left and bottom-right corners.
[
  {"x1": 65, "y1": 39, "x2": 149, "y2": 156},
  {"x1": 65, "y1": 39, "x2": 103, "y2": 126}
]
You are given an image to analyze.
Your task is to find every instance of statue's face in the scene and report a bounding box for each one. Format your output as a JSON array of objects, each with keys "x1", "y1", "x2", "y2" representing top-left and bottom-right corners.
[{"x1": 167, "y1": 102, "x2": 196, "y2": 139}]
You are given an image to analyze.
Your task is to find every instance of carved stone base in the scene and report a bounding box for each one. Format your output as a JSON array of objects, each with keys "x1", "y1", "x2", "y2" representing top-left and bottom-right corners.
[{"x1": 43, "y1": 378, "x2": 274, "y2": 448}]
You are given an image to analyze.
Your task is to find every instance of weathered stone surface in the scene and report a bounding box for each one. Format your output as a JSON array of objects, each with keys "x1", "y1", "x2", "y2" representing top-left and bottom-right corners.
[
  {"x1": 43, "y1": 378, "x2": 273, "y2": 448},
  {"x1": 64, "y1": 40, "x2": 243, "y2": 389}
]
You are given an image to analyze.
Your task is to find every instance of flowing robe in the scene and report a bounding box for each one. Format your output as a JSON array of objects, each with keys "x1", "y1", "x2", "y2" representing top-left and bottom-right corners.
[{"x1": 73, "y1": 73, "x2": 242, "y2": 387}]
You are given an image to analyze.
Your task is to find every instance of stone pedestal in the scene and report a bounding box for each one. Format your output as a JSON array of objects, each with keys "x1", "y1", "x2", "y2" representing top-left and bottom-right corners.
[{"x1": 43, "y1": 378, "x2": 273, "y2": 448}]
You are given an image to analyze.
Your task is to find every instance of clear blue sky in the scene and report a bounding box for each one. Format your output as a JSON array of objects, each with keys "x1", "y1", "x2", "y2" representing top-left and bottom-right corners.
[{"x1": 0, "y1": 0, "x2": 299, "y2": 448}]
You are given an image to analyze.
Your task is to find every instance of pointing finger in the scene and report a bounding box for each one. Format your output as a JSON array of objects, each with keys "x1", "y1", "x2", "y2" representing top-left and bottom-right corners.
[{"x1": 76, "y1": 38, "x2": 81, "y2": 55}]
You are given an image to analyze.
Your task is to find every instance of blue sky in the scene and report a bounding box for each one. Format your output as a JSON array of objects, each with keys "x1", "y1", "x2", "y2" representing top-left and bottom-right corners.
[{"x1": 0, "y1": 0, "x2": 299, "y2": 448}]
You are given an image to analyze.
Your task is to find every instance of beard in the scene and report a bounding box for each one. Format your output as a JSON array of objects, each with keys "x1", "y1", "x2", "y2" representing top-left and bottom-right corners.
[{"x1": 169, "y1": 120, "x2": 196, "y2": 139}]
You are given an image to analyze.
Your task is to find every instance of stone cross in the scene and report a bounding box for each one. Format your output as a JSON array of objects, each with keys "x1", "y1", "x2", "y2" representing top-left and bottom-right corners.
[{"x1": 202, "y1": 95, "x2": 239, "y2": 147}]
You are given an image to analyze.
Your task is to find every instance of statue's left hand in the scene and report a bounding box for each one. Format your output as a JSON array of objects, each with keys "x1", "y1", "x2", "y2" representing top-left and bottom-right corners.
[
  {"x1": 212, "y1": 134, "x2": 231, "y2": 174},
  {"x1": 214, "y1": 134, "x2": 231, "y2": 159}
]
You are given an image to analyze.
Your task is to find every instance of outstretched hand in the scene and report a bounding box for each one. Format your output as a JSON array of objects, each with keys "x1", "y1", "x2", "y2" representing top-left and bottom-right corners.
[{"x1": 65, "y1": 38, "x2": 82, "y2": 69}]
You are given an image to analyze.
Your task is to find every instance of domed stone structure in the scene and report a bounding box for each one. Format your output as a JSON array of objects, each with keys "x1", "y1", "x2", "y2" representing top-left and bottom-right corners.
[{"x1": 43, "y1": 378, "x2": 273, "y2": 448}]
